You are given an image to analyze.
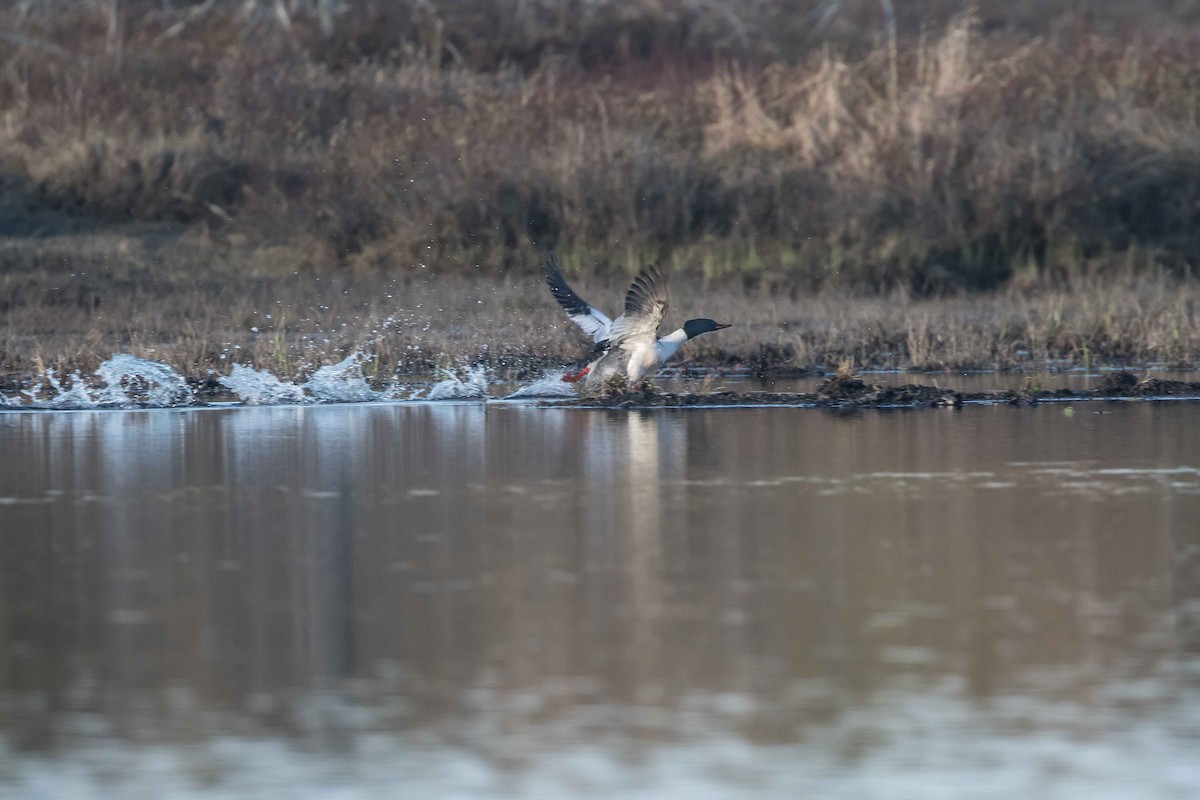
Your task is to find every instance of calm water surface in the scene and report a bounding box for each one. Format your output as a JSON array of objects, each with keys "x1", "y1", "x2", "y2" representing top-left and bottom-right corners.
[{"x1": 2, "y1": 401, "x2": 1200, "y2": 798}]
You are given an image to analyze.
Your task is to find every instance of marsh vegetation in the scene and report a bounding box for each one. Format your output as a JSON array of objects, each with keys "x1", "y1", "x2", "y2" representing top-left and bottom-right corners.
[{"x1": 3, "y1": 1, "x2": 1200, "y2": 385}]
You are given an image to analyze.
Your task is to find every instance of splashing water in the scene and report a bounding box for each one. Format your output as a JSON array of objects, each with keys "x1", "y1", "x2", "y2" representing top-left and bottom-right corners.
[
  {"x1": 423, "y1": 367, "x2": 490, "y2": 400},
  {"x1": 218, "y1": 365, "x2": 307, "y2": 405},
  {"x1": 301, "y1": 356, "x2": 379, "y2": 403},
  {"x1": 0, "y1": 352, "x2": 570, "y2": 410},
  {"x1": 504, "y1": 370, "x2": 577, "y2": 399},
  {"x1": 22, "y1": 370, "x2": 97, "y2": 409},
  {"x1": 93, "y1": 354, "x2": 193, "y2": 407},
  {"x1": 7, "y1": 356, "x2": 193, "y2": 410}
]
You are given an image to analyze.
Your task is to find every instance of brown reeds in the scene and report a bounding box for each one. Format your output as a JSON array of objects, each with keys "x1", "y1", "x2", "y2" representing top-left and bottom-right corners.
[
  {"x1": 2, "y1": 231, "x2": 1198, "y2": 389},
  {"x1": 3, "y1": 2, "x2": 1200, "y2": 383},
  {"x1": 3, "y1": 3, "x2": 1200, "y2": 283}
]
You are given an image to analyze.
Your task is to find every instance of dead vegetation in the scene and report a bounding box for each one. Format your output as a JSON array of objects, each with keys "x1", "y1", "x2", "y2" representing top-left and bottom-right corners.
[
  {"x1": 558, "y1": 373, "x2": 1200, "y2": 410},
  {"x1": 3, "y1": 3, "x2": 1200, "y2": 286},
  {"x1": 1, "y1": 233, "x2": 1199, "y2": 390},
  {"x1": 3, "y1": 3, "x2": 1200, "y2": 384}
]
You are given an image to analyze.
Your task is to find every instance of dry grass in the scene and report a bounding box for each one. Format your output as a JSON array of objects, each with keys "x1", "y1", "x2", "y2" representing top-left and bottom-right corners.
[
  {"x1": 3, "y1": 3, "x2": 1200, "y2": 385},
  {"x1": 2, "y1": 3, "x2": 1200, "y2": 288},
  {"x1": 700, "y1": 13, "x2": 1200, "y2": 291},
  {"x1": 2, "y1": 232, "x2": 1198, "y2": 390}
]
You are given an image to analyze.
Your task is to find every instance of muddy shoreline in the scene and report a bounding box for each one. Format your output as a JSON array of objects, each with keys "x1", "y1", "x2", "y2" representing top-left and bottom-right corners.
[
  {"x1": 551, "y1": 373, "x2": 1200, "y2": 410},
  {"x1": 5, "y1": 369, "x2": 1200, "y2": 411}
]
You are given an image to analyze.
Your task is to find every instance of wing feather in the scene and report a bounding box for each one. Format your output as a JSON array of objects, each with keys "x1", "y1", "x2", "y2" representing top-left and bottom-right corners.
[
  {"x1": 543, "y1": 255, "x2": 613, "y2": 343},
  {"x1": 607, "y1": 263, "x2": 669, "y2": 347}
]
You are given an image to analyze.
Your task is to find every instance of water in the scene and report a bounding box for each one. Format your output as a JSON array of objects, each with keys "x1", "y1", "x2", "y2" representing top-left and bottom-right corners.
[
  {"x1": 2, "y1": 401, "x2": 1200, "y2": 798},
  {"x1": 6, "y1": 354, "x2": 1200, "y2": 410},
  {"x1": 3, "y1": 355, "x2": 505, "y2": 409}
]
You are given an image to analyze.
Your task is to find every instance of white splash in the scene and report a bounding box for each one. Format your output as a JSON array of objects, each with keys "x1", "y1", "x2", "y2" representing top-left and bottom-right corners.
[
  {"x1": 14, "y1": 356, "x2": 192, "y2": 409},
  {"x1": 92, "y1": 355, "x2": 193, "y2": 407},
  {"x1": 218, "y1": 365, "x2": 307, "y2": 405},
  {"x1": 423, "y1": 366, "x2": 490, "y2": 400},
  {"x1": 505, "y1": 370, "x2": 577, "y2": 399},
  {"x1": 23, "y1": 370, "x2": 97, "y2": 409},
  {"x1": 301, "y1": 356, "x2": 379, "y2": 403},
  {"x1": 0, "y1": 353, "x2": 573, "y2": 410}
]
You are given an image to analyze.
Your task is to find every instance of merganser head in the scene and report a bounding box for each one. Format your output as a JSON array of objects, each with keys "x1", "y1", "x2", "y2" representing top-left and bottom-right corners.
[{"x1": 683, "y1": 318, "x2": 732, "y2": 339}]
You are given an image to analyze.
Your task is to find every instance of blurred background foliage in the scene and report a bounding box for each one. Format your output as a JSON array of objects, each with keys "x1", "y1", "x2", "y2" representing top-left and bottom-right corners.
[{"x1": 3, "y1": 0, "x2": 1200, "y2": 293}]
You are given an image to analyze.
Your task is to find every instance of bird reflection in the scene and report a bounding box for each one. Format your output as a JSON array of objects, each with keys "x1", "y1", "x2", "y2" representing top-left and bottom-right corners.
[{"x1": 624, "y1": 411, "x2": 665, "y2": 704}]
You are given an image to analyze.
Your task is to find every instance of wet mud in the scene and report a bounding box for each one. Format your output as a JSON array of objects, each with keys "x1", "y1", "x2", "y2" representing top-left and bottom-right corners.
[{"x1": 554, "y1": 372, "x2": 1200, "y2": 409}]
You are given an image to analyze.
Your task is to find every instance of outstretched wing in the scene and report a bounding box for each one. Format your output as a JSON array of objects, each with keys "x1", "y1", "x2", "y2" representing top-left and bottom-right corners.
[
  {"x1": 543, "y1": 255, "x2": 613, "y2": 343},
  {"x1": 607, "y1": 263, "x2": 669, "y2": 347}
]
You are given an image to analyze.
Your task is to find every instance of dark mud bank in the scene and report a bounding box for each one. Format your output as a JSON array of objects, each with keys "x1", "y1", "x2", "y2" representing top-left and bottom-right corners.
[{"x1": 555, "y1": 372, "x2": 1200, "y2": 409}]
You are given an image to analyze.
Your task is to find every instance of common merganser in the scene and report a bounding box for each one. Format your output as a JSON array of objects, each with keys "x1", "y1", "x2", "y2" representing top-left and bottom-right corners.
[{"x1": 544, "y1": 255, "x2": 730, "y2": 386}]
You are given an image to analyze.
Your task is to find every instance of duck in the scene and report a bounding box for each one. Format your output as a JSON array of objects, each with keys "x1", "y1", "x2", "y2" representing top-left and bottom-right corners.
[{"x1": 543, "y1": 255, "x2": 730, "y2": 387}]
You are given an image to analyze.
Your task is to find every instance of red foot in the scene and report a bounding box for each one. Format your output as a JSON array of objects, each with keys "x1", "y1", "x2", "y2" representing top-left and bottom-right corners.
[{"x1": 562, "y1": 366, "x2": 590, "y2": 383}]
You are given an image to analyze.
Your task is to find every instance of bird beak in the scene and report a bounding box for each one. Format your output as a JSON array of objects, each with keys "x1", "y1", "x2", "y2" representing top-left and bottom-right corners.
[{"x1": 715, "y1": 323, "x2": 731, "y2": 330}]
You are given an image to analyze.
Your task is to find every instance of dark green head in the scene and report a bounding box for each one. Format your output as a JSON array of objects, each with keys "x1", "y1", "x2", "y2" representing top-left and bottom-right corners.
[{"x1": 683, "y1": 318, "x2": 731, "y2": 339}]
